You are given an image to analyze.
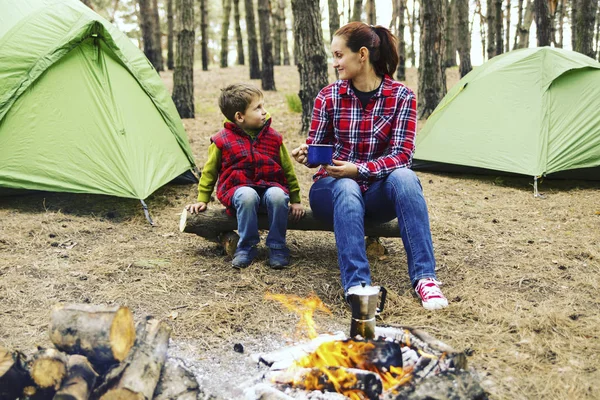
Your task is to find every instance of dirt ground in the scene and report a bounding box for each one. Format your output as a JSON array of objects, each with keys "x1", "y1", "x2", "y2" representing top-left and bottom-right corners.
[{"x1": 1, "y1": 64, "x2": 599, "y2": 399}]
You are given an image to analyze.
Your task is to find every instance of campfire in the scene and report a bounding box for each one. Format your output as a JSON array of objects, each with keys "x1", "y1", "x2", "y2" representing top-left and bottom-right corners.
[{"x1": 247, "y1": 293, "x2": 483, "y2": 400}]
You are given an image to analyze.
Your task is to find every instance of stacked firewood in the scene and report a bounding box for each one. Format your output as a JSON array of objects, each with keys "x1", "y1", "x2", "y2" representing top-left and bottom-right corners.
[{"x1": 0, "y1": 304, "x2": 199, "y2": 400}]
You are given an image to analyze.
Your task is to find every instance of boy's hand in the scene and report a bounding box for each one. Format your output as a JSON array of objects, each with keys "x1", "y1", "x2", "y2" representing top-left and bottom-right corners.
[
  {"x1": 291, "y1": 144, "x2": 309, "y2": 165},
  {"x1": 185, "y1": 202, "x2": 207, "y2": 214},
  {"x1": 289, "y1": 203, "x2": 305, "y2": 222}
]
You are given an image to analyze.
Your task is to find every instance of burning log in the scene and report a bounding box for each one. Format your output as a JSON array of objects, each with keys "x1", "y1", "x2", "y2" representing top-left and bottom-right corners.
[
  {"x1": 374, "y1": 325, "x2": 468, "y2": 371},
  {"x1": 30, "y1": 348, "x2": 68, "y2": 390},
  {"x1": 253, "y1": 331, "x2": 347, "y2": 371},
  {"x1": 179, "y1": 208, "x2": 401, "y2": 240},
  {"x1": 0, "y1": 347, "x2": 32, "y2": 399},
  {"x1": 54, "y1": 355, "x2": 98, "y2": 400},
  {"x1": 153, "y1": 358, "x2": 200, "y2": 400},
  {"x1": 96, "y1": 317, "x2": 171, "y2": 400},
  {"x1": 49, "y1": 304, "x2": 136, "y2": 367},
  {"x1": 268, "y1": 366, "x2": 383, "y2": 400}
]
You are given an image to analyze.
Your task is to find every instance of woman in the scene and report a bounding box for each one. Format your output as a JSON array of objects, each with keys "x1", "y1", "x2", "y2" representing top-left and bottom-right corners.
[{"x1": 291, "y1": 22, "x2": 447, "y2": 310}]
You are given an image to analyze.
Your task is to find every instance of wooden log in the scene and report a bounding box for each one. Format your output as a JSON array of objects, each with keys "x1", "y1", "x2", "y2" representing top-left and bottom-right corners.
[
  {"x1": 49, "y1": 304, "x2": 136, "y2": 367},
  {"x1": 54, "y1": 355, "x2": 98, "y2": 400},
  {"x1": 153, "y1": 358, "x2": 200, "y2": 400},
  {"x1": 0, "y1": 347, "x2": 32, "y2": 400},
  {"x1": 30, "y1": 348, "x2": 68, "y2": 390},
  {"x1": 98, "y1": 318, "x2": 171, "y2": 400},
  {"x1": 268, "y1": 366, "x2": 383, "y2": 400},
  {"x1": 179, "y1": 208, "x2": 401, "y2": 239}
]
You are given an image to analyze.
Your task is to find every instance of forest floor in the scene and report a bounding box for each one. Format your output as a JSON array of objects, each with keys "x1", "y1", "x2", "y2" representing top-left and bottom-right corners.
[{"x1": 1, "y1": 65, "x2": 600, "y2": 399}]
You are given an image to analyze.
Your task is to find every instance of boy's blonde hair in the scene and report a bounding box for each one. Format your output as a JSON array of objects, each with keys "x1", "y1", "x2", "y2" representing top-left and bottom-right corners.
[{"x1": 218, "y1": 84, "x2": 263, "y2": 122}]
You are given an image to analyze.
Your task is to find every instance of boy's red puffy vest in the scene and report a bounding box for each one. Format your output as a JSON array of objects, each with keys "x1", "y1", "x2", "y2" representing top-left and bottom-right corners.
[{"x1": 212, "y1": 120, "x2": 289, "y2": 210}]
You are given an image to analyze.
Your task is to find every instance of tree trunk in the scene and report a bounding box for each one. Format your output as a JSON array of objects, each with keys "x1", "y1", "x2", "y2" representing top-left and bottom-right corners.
[
  {"x1": 513, "y1": 0, "x2": 524, "y2": 48},
  {"x1": 179, "y1": 208, "x2": 402, "y2": 239},
  {"x1": 30, "y1": 348, "x2": 69, "y2": 390},
  {"x1": 245, "y1": 0, "x2": 262, "y2": 79},
  {"x1": 396, "y1": 0, "x2": 407, "y2": 80},
  {"x1": 534, "y1": 0, "x2": 551, "y2": 46},
  {"x1": 172, "y1": 0, "x2": 195, "y2": 118},
  {"x1": 486, "y1": 0, "x2": 496, "y2": 59},
  {"x1": 167, "y1": 0, "x2": 174, "y2": 69},
  {"x1": 474, "y1": 0, "x2": 486, "y2": 60},
  {"x1": 233, "y1": 0, "x2": 245, "y2": 65},
  {"x1": 328, "y1": 0, "x2": 340, "y2": 43},
  {"x1": 456, "y1": 0, "x2": 472, "y2": 77},
  {"x1": 571, "y1": 0, "x2": 577, "y2": 49},
  {"x1": 444, "y1": 0, "x2": 457, "y2": 67},
  {"x1": 153, "y1": 359, "x2": 200, "y2": 400},
  {"x1": 258, "y1": 0, "x2": 276, "y2": 90},
  {"x1": 556, "y1": 0, "x2": 565, "y2": 47},
  {"x1": 515, "y1": 0, "x2": 534, "y2": 49},
  {"x1": 50, "y1": 304, "x2": 136, "y2": 367},
  {"x1": 138, "y1": 0, "x2": 162, "y2": 71},
  {"x1": 351, "y1": 0, "x2": 362, "y2": 21},
  {"x1": 97, "y1": 318, "x2": 171, "y2": 400},
  {"x1": 494, "y1": 0, "x2": 504, "y2": 55},
  {"x1": 200, "y1": 0, "x2": 209, "y2": 71},
  {"x1": 366, "y1": 0, "x2": 376, "y2": 25},
  {"x1": 291, "y1": 0, "x2": 329, "y2": 133},
  {"x1": 573, "y1": 0, "x2": 598, "y2": 58},
  {"x1": 596, "y1": 4, "x2": 600, "y2": 60},
  {"x1": 273, "y1": 1, "x2": 282, "y2": 66},
  {"x1": 0, "y1": 347, "x2": 31, "y2": 399},
  {"x1": 152, "y1": 0, "x2": 164, "y2": 71},
  {"x1": 280, "y1": 0, "x2": 291, "y2": 65},
  {"x1": 54, "y1": 355, "x2": 98, "y2": 400},
  {"x1": 220, "y1": 0, "x2": 233, "y2": 67},
  {"x1": 505, "y1": 0, "x2": 511, "y2": 52},
  {"x1": 418, "y1": 0, "x2": 446, "y2": 119},
  {"x1": 408, "y1": 1, "x2": 417, "y2": 66}
]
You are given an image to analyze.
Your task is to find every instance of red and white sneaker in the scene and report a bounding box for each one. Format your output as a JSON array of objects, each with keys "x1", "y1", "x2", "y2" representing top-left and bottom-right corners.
[{"x1": 415, "y1": 278, "x2": 448, "y2": 310}]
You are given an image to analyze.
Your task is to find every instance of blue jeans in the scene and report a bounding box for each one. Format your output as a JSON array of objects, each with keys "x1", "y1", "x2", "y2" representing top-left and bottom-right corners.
[
  {"x1": 231, "y1": 186, "x2": 290, "y2": 250},
  {"x1": 309, "y1": 168, "x2": 436, "y2": 292}
]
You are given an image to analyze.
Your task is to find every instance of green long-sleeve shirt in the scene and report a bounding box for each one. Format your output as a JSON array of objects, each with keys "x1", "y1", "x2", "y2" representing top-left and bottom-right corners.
[{"x1": 196, "y1": 130, "x2": 301, "y2": 205}]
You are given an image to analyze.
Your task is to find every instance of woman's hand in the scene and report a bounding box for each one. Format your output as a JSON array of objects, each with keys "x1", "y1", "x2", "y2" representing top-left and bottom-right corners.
[
  {"x1": 323, "y1": 160, "x2": 359, "y2": 179},
  {"x1": 185, "y1": 202, "x2": 207, "y2": 214},
  {"x1": 289, "y1": 203, "x2": 305, "y2": 222},
  {"x1": 291, "y1": 144, "x2": 309, "y2": 165}
]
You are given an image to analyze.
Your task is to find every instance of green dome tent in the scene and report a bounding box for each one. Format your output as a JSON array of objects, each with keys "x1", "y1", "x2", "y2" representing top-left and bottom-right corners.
[
  {"x1": 0, "y1": 0, "x2": 198, "y2": 201},
  {"x1": 413, "y1": 47, "x2": 600, "y2": 181}
]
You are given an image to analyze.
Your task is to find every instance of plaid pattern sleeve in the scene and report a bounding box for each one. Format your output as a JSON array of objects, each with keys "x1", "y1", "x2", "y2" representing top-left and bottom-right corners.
[{"x1": 307, "y1": 75, "x2": 417, "y2": 192}]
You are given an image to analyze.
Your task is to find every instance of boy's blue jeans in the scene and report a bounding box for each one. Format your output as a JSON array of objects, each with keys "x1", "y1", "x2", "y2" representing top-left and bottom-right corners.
[
  {"x1": 309, "y1": 168, "x2": 437, "y2": 292},
  {"x1": 231, "y1": 186, "x2": 289, "y2": 251}
]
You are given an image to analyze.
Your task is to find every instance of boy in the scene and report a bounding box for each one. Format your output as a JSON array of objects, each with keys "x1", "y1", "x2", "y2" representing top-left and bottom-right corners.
[{"x1": 185, "y1": 84, "x2": 304, "y2": 269}]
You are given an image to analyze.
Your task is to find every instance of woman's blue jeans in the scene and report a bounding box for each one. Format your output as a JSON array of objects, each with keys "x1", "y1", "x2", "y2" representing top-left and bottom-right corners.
[
  {"x1": 231, "y1": 186, "x2": 289, "y2": 250},
  {"x1": 309, "y1": 168, "x2": 437, "y2": 292}
]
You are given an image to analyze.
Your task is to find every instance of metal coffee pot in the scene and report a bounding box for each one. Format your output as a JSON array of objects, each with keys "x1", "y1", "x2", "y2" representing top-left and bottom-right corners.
[{"x1": 347, "y1": 282, "x2": 387, "y2": 339}]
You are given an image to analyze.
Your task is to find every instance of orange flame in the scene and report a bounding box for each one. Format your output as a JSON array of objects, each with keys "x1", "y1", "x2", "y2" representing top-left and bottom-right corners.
[
  {"x1": 296, "y1": 339, "x2": 411, "y2": 394},
  {"x1": 265, "y1": 292, "x2": 331, "y2": 339}
]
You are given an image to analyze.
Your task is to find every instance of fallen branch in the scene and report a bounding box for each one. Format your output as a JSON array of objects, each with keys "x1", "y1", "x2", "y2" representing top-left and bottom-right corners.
[
  {"x1": 54, "y1": 355, "x2": 98, "y2": 400},
  {"x1": 98, "y1": 317, "x2": 171, "y2": 400},
  {"x1": 179, "y1": 208, "x2": 401, "y2": 240},
  {"x1": 0, "y1": 347, "x2": 32, "y2": 399},
  {"x1": 30, "y1": 348, "x2": 68, "y2": 390},
  {"x1": 49, "y1": 304, "x2": 136, "y2": 368}
]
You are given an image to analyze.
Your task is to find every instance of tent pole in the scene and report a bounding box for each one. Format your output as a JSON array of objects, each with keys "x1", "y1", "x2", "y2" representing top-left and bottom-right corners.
[{"x1": 140, "y1": 200, "x2": 154, "y2": 226}]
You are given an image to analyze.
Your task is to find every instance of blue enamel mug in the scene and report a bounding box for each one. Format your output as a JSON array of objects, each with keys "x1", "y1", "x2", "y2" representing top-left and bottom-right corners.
[{"x1": 307, "y1": 144, "x2": 334, "y2": 165}]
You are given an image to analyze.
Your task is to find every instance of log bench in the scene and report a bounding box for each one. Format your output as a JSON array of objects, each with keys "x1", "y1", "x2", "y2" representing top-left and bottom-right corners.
[{"x1": 179, "y1": 208, "x2": 400, "y2": 257}]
